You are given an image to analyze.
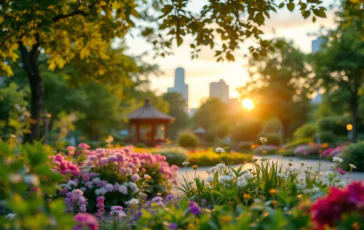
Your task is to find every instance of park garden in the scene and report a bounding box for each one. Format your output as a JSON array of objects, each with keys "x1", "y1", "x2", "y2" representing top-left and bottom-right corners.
[{"x1": 1, "y1": 0, "x2": 364, "y2": 229}]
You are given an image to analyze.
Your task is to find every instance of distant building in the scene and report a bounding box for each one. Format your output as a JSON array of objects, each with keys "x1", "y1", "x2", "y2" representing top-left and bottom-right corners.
[
  {"x1": 209, "y1": 79, "x2": 229, "y2": 103},
  {"x1": 189, "y1": 108, "x2": 198, "y2": 117},
  {"x1": 168, "y1": 67, "x2": 189, "y2": 111},
  {"x1": 312, "y1": 37, "x2": 324, "y2": 54}
]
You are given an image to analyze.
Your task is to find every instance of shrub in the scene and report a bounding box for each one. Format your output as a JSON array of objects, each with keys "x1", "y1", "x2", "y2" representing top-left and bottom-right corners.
[
  {"x1": 317, "y1": 131, "x2": 336, "y2": 144},
  {"x1": 293, "y1": 123, "x2": 317, "y2": 140},
  {"x1": 341, "y1": 142, "x2": 364, "y2": 171},
  {"x1": 177, "y1": 131, "x2": 200, "y2": 148},
  {"x1": 284, "y1": 138, "x2": 312, "y2": 149},
  {"x1": 318, "y1": 115, "x2": 350, "y2": 136},
  {"x1": 152, "y1": 147, "x2": 188, "y2": 165},
  {"x1": 135, "y1": 143, "x2": 147, "y2": 148},
  {"x1": 187, "y1": 149, "x2": 252, "y2": 166},
  {"x1": 253, "y1": 145, "x2": 279, "y2": 155},
  {"x1": 231, "y1": 119, "x2": 262, "y2": 142},
  {"x1": 263, "y1": 132, "x2": 281, "y2": 146}
]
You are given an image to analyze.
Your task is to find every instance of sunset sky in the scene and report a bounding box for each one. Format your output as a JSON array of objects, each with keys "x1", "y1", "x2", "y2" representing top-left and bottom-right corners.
[{"x1": 126, "y1": 1, "x2": 337, "y2": 109}]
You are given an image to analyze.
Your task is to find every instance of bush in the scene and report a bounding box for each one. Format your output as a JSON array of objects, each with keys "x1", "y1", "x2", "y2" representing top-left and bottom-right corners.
[
  {"x1": 284, "y1": 138, "x2": 312, "y2": 149},
  {"x1": 342, "y1": 142, "x2": 364, "y2": 171},
  {"x1": 281, "y1": 148, "x2": 296, "y2": 156},
  {"x1": 187, "y1": 149, "x2": 252, "y2": 166},
  {"x1": 177, "y1": 131, "x2": 200, "y2": 148},
  {"x1": 318, "y1": 115, "x2": 350, "y2": 136},
  {"x1": 263, "y1": 132, "x2": 281, "y2": 146},
  {"x1": 231, "y1": 119, "x2": 262, "y2": 142},
  {"x1": 293, "y1": 123, "x2": 317, "y2": 140},
  {"x1": 152, "y1": 147, "x2": 188, "y2": 165},
  {"x1": 135, "y1": 143, "x2": 147, "y2": 148},
  {"x1": 317, "y1": 131, "x2": 336, "y2": 144}
]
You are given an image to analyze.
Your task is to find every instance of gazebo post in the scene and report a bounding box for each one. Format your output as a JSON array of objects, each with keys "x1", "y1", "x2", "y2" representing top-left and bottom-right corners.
[
  {"x1": 164, "y1": 122, "x2": 168, "y2": 141},
  {"x1": 151, "y1": 122, "x2": 156, "y2": 145},
  {"x1": 136, "y1": 122, "x2": 140, "y2": 143}
]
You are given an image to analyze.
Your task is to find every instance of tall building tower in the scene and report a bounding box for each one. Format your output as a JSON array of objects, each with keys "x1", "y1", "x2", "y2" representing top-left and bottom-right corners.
[
  {"x1": 312, "y1": 37, "x2": 324, "y2": 54},
  {"x1": 168, "y1": 67, "x2": 189, "y2": 110},
  {"x1": 209, "y1": 79, "x2": 229, "y2": 103}
]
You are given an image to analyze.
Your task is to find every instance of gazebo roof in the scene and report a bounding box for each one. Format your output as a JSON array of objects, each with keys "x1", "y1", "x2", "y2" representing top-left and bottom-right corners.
[{"x1": 127, "y1": 99, "x2": 175, "y2": 121}]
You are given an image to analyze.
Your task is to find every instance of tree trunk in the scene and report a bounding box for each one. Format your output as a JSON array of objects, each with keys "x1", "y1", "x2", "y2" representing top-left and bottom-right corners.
[{"x1": 19, "y1": 41, "x2": 44, "y2": 143}]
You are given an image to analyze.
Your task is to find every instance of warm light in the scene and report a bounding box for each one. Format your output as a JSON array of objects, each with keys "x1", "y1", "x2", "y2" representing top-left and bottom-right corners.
[
  {"x1": 242, "y1": 99, "x2": 254, "y2": 111},
  {"x1": 347, "y1": 124, "x2": 353, "y2": 131}
]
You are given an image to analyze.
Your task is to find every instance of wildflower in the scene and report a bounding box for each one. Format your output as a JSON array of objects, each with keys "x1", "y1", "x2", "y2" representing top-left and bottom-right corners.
[
  {"x1": 129, "y1": 198, "x2": 139, "y2": 205},
  {"x1": 259, "y1": 137, "x2": 268, "y2": 143},
  {"x1": 192, "y1": 165, "x2": 198, "y2": 170},
  {"x1": 8, "y1": 174, "x2": 22, "y2": 183},
  {"x1": 143, "y1": 174, "x2": 151, "y2": 180},
  {"x1": 219, "y1": 215, "x2": 233, "y2": 223},
  {"x1": 349, "y1": 164, "x2": 356, "y2": 169},
  {"x1": 189, "y1": 201, "x2": 201, "y2": 215},
  {"x1": 78, "y1": 143, "x2": 91, "y2": 149},
  {"x1": 300, "y1": 161, "x2": 305, "y2": 166},
  {"x1": 118, "y1": 185, "x2": 128, "y2": 195},
  {"x1": 269, "y1": 188, "x2": 277, "y2": 196},
  {"x1": 272, "y1": 200, "x2": 278, "y2": 206},
  {"x1": 206, "y1": 176, "x2": 214, "y2": 183},
  {"x1": 67, "y1": 146, "x2": 76, "y2": 156},
  {"x1": 218, "y1": 175, "x2": 232, "y2": 183},
  {"x1": 131, "y1": 174, "x2": 140, "y2": 182},
  {"x1": 182, "y1": 162, "x2": 189, "y2": 167},
  {"x1": 288, "y1": 162, "x2": 293, "y2": 167},
  {"x1": 244, "y1": 172, "x2": 254, "y2": 180},
  {"x1": 243, "y1": 194, "x2": 252, "y2": 200},
  {"x1": 215, "y1": 147, "x2": 225, "y2": 153},
  {"x1": 23, "y1": 174, "x2": 40, "y2": 186},
  {"x1": 168, "y1": 223, "x2": 177, "y2": 230},
  {"x1": 333, "y1": 157, "x2": 343, "y2": 164},
  {"x1": 5, "y1": 213, "x2": 15, "y2": 219},
  {"x1": 337, "y1": 168, "x2": 346, "y2": 175},
  {"x1": 237, "y1": 178, "x2": 248, "y2": 187}
]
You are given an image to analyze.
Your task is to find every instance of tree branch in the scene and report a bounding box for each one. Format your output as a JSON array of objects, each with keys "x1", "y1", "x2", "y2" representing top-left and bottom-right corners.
[
  {"x1": 53, "y1": 0, "x2": 101, "y2": 23},
  {"x1": 0, "y1": 31, "x2": 17, "y2": 47}
]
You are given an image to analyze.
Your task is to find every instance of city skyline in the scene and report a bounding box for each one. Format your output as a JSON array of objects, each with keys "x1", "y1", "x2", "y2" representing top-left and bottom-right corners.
[{"x1": 125, "y1": 0, "x2": 336, "y2": 108}]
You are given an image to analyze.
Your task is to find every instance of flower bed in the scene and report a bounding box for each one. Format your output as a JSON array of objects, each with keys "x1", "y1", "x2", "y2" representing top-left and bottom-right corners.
[{"x1": 51, "y1": 144, "x2": 178, "y2": 212}]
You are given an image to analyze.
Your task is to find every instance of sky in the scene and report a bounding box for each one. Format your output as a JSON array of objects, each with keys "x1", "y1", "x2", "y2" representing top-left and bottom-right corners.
[{"x1": 125, "y1": 1, "x2": 337, "y2": 109}]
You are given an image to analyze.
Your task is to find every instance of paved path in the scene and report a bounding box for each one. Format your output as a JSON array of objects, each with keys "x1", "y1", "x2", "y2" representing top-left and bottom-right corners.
[{"x1": 175, "y1": 155, "x2": 364, "y2": 186}]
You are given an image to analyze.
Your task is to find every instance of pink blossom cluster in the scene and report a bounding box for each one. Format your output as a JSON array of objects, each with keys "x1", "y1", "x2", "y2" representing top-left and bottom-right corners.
[
  {"x1": 321, "y1": 146, "x2": 347, "y2": 158},
  {"x1": 65, "y1": 189, "x2": 88, "y2": 212},
  {"x1": 96, "y1": 196, "x2": 105, "y2": 217},
  {"x1": 73, "y1": 213, "x2": 98, "y2": 230},
  {"x1": 295, "y1": 144, "x2": 322, "y2": 156},
  {"x1": 311, "y1": 181, "x2": 364, "y2": 229},
  {"x1": 110, "y1": 206, "x2": 126, "y2": 218},
  {"x1": 50, "y1": 154, "x2": 80, "y2": 177}
]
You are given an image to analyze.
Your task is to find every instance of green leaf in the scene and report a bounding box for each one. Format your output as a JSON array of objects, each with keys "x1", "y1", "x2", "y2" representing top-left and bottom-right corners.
[
  {"x1": 279, "y1": 3, "x2": 285, "y2": 8},
  {"x1": 255, "y1": 13, "x2": 264, "y2": 25},
  {"x1": 287, "y1": 2, "x2": 295, "y2": 12},
  {"x1": 177, "y1": 36, "x2": 183, "y2": 46},
  {"x1": 303, "y1": 11, "x2": 311, "y2": 19},
  {"x1": 226, "y1": 53, "x2": 235, "y2": 61},
  {"x1": 161, "y1": 5, "x2": 173, "y2": 15},
  {"x1": 312, "y1": 16, "x2": 317, "y2": 23}
]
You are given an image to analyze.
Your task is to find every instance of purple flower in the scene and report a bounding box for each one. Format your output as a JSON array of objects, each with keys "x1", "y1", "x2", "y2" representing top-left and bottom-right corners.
[
  {"x1": 189, "y1": 201, "x2": 201, "y2": 215},
  {"x1": 168, "y1": 223, "x2": 177, "y2": 230}
]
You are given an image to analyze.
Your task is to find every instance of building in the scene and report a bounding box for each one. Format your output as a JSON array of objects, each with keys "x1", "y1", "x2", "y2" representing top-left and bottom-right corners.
[
  {"x1": 209, "y1": 79, "x2": 229, "y2": 103},
  {"x1": 312, "y1": 37, "x2": 324, "y2": 54},
  {"x1": 168, "y1": 67, "x2": 189, "y2": 110}
]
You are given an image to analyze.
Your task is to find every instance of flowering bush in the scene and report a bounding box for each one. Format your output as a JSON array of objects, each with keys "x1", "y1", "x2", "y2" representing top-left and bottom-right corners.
[
  {"x1": 51, "y1": 145, "x2": 178, "y2": 212},
  {"x1": 320, "y1": 145, "x2": 346, "y2": 158},
  {"x1": 294, "y1": 143, "x2": 331, "y2": 157},
  {"x1": 187, "y1": 148, "x2": 252, "y2": 166}
]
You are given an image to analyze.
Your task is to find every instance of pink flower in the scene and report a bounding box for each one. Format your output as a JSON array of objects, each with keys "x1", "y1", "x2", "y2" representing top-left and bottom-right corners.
[
  {"x1": 73, "y1": 213, "x2": 98, "y2": 230},
  {"x1": 78, "y1": 143, "x2": 91, "y2": 149},
  {"x1": 337, "y1": 168, "x2": 346, "y2": 175},
  {"x1": 131, "y1": 174, "x2": 140, "y2": 182},
  {"x1": 99, "y1": 157, "x2": 108, "y2": 167},
  {"x1": 105, "y1": 183, "x2": 114, "y2": 192},
  {"x1": 67, "y1": 146, "x2": 76, "y2": 156},
  {"x1": 82, "y1": 173, "x2": 90, "y2": 181}
]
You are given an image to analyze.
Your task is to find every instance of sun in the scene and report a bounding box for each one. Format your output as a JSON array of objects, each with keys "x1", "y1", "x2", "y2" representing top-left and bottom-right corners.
[{"x1": 242, "y1": 99, "x2": 254, "y2": 111}]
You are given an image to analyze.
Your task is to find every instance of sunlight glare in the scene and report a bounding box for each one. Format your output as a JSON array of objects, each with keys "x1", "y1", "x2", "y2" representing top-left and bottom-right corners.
[{"x1": 242, "y1": 99, "x2": 254, "y2": 111}]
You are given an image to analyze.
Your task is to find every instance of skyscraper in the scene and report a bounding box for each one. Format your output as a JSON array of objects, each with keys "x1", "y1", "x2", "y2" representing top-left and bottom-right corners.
[
  {"x1": 312, "y1": 37, "x2": 324, "y2": 54},
  {"x1": 168, "y1": 67, "x2": 189, "y2": 110},
  {"x1": 209, "y1": 79, "x2": 229, "y2": 103}
]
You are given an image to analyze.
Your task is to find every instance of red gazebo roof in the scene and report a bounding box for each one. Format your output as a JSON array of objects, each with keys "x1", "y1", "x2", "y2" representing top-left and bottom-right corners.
[{"x1": 127, "y1": 99, "x2": 175, "y2": 121}]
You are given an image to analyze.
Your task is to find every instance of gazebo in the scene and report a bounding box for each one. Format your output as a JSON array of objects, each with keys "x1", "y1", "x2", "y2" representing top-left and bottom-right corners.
[{"x1": 126, "y1": 99, "x2": 175, "y2": 146}]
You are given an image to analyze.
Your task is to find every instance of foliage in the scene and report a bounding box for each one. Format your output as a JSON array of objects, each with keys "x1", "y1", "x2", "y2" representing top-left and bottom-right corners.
[
  {"x1": 293, "y1": 123, "x2": 317, "y2": 140},
  {"x1": 317, "y1": 131, "x2": 336, "y2": 145},
  {"x1": 231, "y1": 118, "x2": 262, "y2": 142},
  {"x1": 253, "y1": 145, "x2": 280, "y2": 156},
  {"x1": 341, "y1": 142, "x2": 364, "y2": 171},
  {"x1": 0, "y1": 140, "x2": 75, "y2": 229},
  {"x1": 263, "y1": 132, "x2": 282, "y2": 146},
  {"x1": 177, "y1": 131, "x2": 200, "y2": 148},
  {"x1": 317, "y1": 116, "x2": 350, "y2": 136},
  {"x1": 152, "y1": 147, "x2": 188, "y2": 166},
  {"x1": 284, "y1": 138, "x2": 313, "y2": 149},
  {"x1": 162, "y1": 92, "x2": 189, "y2": 140},
  {"x1": 238, "y1": 38, "x2": 311, "y2": 143},
  {"x1": 187, "y1": 150, "x2": 252, "y2": 167},
  {"x1": 294, "y1": 143, "x2": 328, "y2": 158}
]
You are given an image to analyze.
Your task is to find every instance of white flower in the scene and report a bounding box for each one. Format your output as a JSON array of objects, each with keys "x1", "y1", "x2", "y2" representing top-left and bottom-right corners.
[
  {"x1": 277, "y1": 173, "x2": 287, "y2": 179},
  {"x1": 349, "y1": 164, "x2": 356, "y2": 169},
  {"x1": 333, "y1": 157, "x2": 343, "y2": 164},
  {"x1": 207, "y1": 166, "x2": 218, "y2": 174},
  {"x1": 67, "y1": 180, "x2": 78, "y2": 187},
  {"x1": 218, "y1": 175, "x2": 232, "y2": 183},
  {"x1": 253, "y1": 198, "x2": 262, "y2": 204},
  {"x1": 296, "y1": 183, "x2": 306, "y2": 190},
  {"x1": 304, "y1": 186, "x2": 320, "y2": 194},
  {"x1": 215, "y1": 147, "x2": 225, "y2": 153},
  {"x1": 144, "y1": 174, "x2": 151, "y2": 180},
  {"x1": 259, "y1": 137, "x2": 268, "y2": 143},
  {"x1": 237, "y1": 178, "x2": 248, "y2": 187},
  {"x1": 92, "y1": 177, "x2": 100, "y2": 183},
  {"x1": 244, "y1": 172, "x2": 254, "y2": 180},
  {"x1": 8, "y1": 174, "x2": 22, "y2": 183},
  {"x1": 5, "y1": 213, "x2": 16, "y2": 219},
  {"x1": 182, "y1": 162, "x2": 189, "y2": 167},
  {"x1": 206, "y1": 176, "x2": 214, "y2": 183},
  {"x1": 216, "y1": 163, "x2": 226, "y2": 171},
  {"x1": 335, "y1": 181, "x2": 346, "y2": 188},
  {"x1": 23, "y1": 174, "x2": 39, "y2": 186},
  {"x1": 129, "y1": 198, "x2": 139, "y2": 205},
  {"x1": 99, "y1": 187, "x2": 107, "y2": 195},
  {"x1": 325, "y1": 171, "x2": 334, "y2": 178}
]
